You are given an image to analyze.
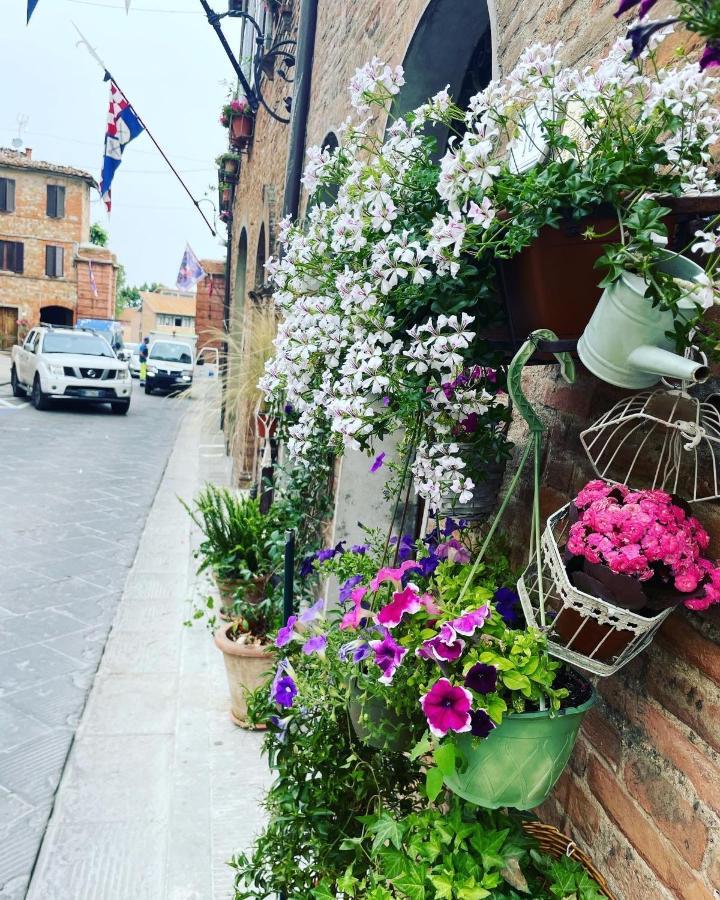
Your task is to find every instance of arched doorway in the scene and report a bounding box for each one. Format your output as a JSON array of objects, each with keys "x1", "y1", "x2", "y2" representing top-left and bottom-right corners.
[
  {"x1": 40, "y1": 305, "x2": 73, "y2": 326},
  {"x1": 392, "y1": 0, "x2": 493, "y2": 155}
]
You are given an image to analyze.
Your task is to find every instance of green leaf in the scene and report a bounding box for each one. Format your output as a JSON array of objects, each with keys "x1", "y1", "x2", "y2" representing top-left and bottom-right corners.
[
  {"x1": 337, "y1": 865, "x2": 359, "y2": 895},
  {"x1": 368, "y1": 811, "x2": 405, "y2": 853},
  {"x1": 311, "y1": 883, "x2": 335, "y2": 900},
  {"x1": 425, "y1": 766, "x2": 445, "y2": 803},
  {"x1": 428, "y1": 870, "x2": 454, "y2": 899},
  {"x1": 434, "y1": 743, "x2": 456, "y2": 778},
  {"x1": 410, "y1": 732, "x2": 433, "y2": 761},
  {"x1": 392, "y1": 861, "x2": 426, "y2": 900},
  {"x1": 502, "y1": 671, "x2": 531, "y2": 692},
  {"x1": 457, "y1": 883, "x2": 491, "y2": 900}
]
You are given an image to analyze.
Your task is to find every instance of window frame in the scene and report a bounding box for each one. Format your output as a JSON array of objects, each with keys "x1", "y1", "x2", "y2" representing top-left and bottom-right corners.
[
  {"x1": 0, "y1": 239, "x2": 24, "y2": 274},
  {"x1": 0, "y1": 178, "x2": 16, "y2": 214},
  {"x1": 45, "y1": 245, "x2": 65, "y2": 279},
  {"x1": 46, "y1": 184, "x2": 66, "y2": 219}
]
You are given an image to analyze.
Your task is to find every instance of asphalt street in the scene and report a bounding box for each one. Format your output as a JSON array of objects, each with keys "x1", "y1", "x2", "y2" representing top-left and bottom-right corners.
[{"x1": 0, "y1": 356, "x2": 186, "y2": 899}]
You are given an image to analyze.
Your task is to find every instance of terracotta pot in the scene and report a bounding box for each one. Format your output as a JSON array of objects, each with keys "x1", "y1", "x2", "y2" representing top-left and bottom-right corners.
[
  {"x1": 230, "y1": 114, "x2": 254, "y2": 148},
  {"x1": 256, "y1": 413, "x2": 278, "y2": 439},
  {"x1": 214, "y1": 624, "x2": 273, "y2": 728},
  {"x1": 214, "y1": 574, "x2": 241, "y2": 617}
]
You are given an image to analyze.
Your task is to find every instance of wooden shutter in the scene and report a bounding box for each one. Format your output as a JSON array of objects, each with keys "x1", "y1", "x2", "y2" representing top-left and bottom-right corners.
[
  {"x1": 13, "y1": 242, "x2": 24, "y2": 274},
  {"x1": 56, "y1": 246, "x2": 64, "y2": 276},
  {"x1": 55, "y1": 186, "x2": 65, "y2": 218},
  {"x1": 46, "y1": 245, "x2": 63, "y2": 277},
  {"x1": 0, "y1": 179, "x2": 15, "y2": 213}
]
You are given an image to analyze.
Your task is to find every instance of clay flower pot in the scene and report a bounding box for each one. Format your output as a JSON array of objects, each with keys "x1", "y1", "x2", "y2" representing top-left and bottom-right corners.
[
  {"x1": 214, "y1": 624, "x2": 273, "y2": 729},
  {"x1": 230, "y1": 114, "x2": 254, "y2": 149}
]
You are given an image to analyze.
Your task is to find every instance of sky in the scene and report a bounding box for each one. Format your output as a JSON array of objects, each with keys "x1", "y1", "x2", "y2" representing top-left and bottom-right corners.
[{"x1": 1, "y1": 0, "x2": 244, "y2": 286}]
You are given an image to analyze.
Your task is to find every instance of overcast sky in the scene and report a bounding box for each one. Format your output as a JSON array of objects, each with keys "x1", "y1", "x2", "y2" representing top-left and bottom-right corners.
[{"x1": 2, "y1": 0, "x2": 241, "y2": 286}]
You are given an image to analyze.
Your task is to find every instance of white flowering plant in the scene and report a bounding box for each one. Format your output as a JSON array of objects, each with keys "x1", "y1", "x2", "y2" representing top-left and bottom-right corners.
[{"x1": 261, "y1": 37, "x2": 720, "y2": 509}]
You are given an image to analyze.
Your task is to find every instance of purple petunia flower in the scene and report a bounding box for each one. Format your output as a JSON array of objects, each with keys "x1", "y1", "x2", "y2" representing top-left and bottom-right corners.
[
  {"x1": 275, "y1": 615, "x2": 298, "y2": 647},
  {"x1": 300, "y1": 555, "x2": 317, "y2": 578},
  {"x1": 369, "y1": 630, "x2": 408, "y2": 684},
  {"x1": 420, "y1": 678, "x2": 473, "y2": 737},
  {"x1": 299, "y1": 598, "x2": 324, "y2": 624},
  {"x1": 464, "y1": 662, "x2": 498, "y2": 695},
  {"x1": 470, "y1": 708, "x2": 496, "y2": 738},
  {"x1": 435, "y1": 539, "x2": 471, "y2": 564},
  {"x1": 443, "y1": 518, "x2": 459, "y2": 536},
  {"x1": 450, "y1": 606, "x2": 490, "y2": 637},
  {"x1": 370, "y1": 452, "x2": 386, "y2": 473},
  {"x1": 339, "y1": 639, "x2": 372, "y2": 663},
  {"x1": 302, "y1": 634, "x2": 328, "y2": 655},
  {"x1": 627, "y1": 18, "x2": 677, "y2": 60},
  {"x1": 283, "y1": 402, "x2": 294, "y2": 414},
  {"x1": 493, "y1": 587, "x2": 520, "y2": 626},
  {"x1": 351, "y1": 544, "x2": 368, "y2": 555},
  {"x1": 316, "y1": 541, "x2": 345, "y2": 563},
  {"x1": 397, "y1": 533, "x2": 415, "y2": 562},
  {"x1": 700, "y1": 41, "x2": 720, "y2": 70},
  {"x1": 270, "y1": 663, "x2": 297, "y2": 708},
  {"x1": 382, "y1": 396, "x2": 390, "y2": 407},
  {"x1": 339, "y1": 574, "x2": 364, "y2": 604}
]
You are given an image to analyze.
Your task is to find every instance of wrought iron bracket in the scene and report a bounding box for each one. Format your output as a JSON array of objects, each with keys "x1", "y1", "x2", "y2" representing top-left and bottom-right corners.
[{"x1": 198, "y1": 0, "x2": 296, "y2": 124}]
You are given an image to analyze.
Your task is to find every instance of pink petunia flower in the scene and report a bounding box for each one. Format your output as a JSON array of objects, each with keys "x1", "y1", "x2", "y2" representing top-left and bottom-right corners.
[
  {"x1": 420, "y1": 678, "x2": 473, "y2": 737},
  {"x1": 450, "y1": 605, "x2": 490, "y2": 636},
  {"x1": 339, "y1": 586, "x2": 369, "y2": 630},
  {"x1": 369, "y1": 559, "x2": 421, "y2": 591},
  {"x1": 435, "y1": 539, "x2": 471, "y2": 564},
  {"x1": 376, "y1": 585, "x2": 424, "y2": 628}
]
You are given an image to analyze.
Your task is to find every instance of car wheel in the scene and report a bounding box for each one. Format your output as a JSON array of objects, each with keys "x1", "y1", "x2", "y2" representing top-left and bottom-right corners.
[
  {"x1": 10, "y1": 366, "x2": 26, "y2": 398},
  {"x1": 111, "y1": 400, "x2": 131, "y2": 415},
  {"x1": 144, "y1": 383, "x2": 153, "y2": 395},
  {"x1": 31, "y1": 376, "x2": 48, "y2": 410}
]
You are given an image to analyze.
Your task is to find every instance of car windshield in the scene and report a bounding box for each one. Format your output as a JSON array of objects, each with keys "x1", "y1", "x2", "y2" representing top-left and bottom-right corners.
[
  {"x1": 42, "y1": 332, "x2": 115, "y2": 357},
  {"x1": 149, "y1": 342, "x2": 192, "y2": 363}
]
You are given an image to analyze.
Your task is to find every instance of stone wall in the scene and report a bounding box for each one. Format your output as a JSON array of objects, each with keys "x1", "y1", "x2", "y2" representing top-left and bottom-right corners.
[
  {"x1": 196, "y1": 259, "x2": 226, "y2": 350},
  {"x1": 225, "y1": 2, "x2": 720, "y2": 895},
  {"x1": 75, "y1": 246, "x2": 117, "y2": 321}
]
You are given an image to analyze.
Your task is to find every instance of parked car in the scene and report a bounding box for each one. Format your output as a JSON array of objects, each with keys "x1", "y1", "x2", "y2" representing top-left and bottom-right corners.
[
  {"x1": 129, "y1": 349, "x2": 141, "y2": 378},
  {"x1": 145, "y1": 339, "x2": 194, "y2": 395},
  {"x1": 10, "y1": 324, "x2": 133, "y2": 414}
]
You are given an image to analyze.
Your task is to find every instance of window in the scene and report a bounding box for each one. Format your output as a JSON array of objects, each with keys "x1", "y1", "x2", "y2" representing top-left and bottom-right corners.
[
  {"x1": 0, "y1": 240, "x2": 24, "y2": 273},
  {"x1": 45, "y1": 246, "x2": 64, "y2": 278},
  {"x1": 0, "y1": 178, "x2": 15, "y2": 213},
  {"x1": 23, "y1": 329, "x2": 36, "y2": 350},
  {"x1": 174, "y1": 316, "x2": 182, "y2": 327},
  {"x1": 46, "y1": 185, "x2": 66, "y2": 219}
]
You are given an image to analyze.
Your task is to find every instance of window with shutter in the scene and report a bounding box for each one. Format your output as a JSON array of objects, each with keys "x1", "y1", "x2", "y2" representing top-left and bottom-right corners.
[
  {"x1": 0, "y1": 178, "x2": 15, "y2": 213},
  {"x1": 47, "y1": 185, "x2": 66, "y2": 218},
  {"x1": 45, "y1": 246, "x2": 64, "y2": 278},
  {"x1": 0, "y1": 240, "x2": 24, "y2": 273}
]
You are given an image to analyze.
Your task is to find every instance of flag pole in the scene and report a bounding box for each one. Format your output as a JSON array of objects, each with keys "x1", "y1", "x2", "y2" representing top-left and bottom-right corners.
[{"x1": 73, "y1": 24, "x2": 216, "y2": 237}]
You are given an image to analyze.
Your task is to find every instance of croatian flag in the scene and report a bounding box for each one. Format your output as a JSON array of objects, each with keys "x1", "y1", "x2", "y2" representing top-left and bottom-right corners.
[
  {"x1": 99, "y1": 79, "x2": 144, "y2": 212},
  {"x1": 176, "y1": 244, "x2": 206, "y2": 291}
]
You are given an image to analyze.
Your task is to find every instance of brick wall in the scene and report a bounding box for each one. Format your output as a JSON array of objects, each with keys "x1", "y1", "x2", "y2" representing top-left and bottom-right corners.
[
  {"x1": 75, "y1": 246, "x2": 116, "y2": 321},
  {"x1": 226, "y1": 3, "x2": 720, "y2": 895},
  {"x1": 0, "y1": 154, "x2": 92, "y2": 327},
  {"x1": 196, "y1": 258, "x2": 225, "y2": 350}
]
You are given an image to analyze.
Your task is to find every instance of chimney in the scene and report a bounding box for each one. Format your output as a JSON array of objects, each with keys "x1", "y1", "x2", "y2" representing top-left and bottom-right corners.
[{"x1": 24, "y1": 148, "x2": 32, "y2": 159}]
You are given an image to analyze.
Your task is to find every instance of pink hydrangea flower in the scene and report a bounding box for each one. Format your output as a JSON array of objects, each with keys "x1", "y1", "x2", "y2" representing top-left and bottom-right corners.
[{"x1": 420, "y1": 678, "x2": 473, "y2": 737}]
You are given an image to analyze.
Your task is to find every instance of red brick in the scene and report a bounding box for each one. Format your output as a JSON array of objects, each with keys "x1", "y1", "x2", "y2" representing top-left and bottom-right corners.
[
  {"x1": 623, "y1": 756, "x2": 708, "y2": 868},
  {"x1": 657, "y1": 614, "x2": 720, "y2": 687},
  {"x1": 587, "y1": 755, "x2": 714, "y2": 899},
  {"x1": 582, "y1": 706, "x2": 622, "y2": 769}
]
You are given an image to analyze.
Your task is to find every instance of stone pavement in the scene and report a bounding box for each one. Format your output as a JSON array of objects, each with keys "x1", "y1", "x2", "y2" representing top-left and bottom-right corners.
[
  {"x1": 0, "y1": 352, "x2": 186, "y2": 899},
  {"x1": 24, "y1": 378, "x2": 270, "y2": 900}
]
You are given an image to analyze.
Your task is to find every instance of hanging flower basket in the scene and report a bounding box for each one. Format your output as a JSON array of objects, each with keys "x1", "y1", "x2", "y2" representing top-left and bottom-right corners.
[
  {"x1": 347, "y1": 680, "x2": 415, "y2": 752},
  {"x1": 439, "y1": 454, "x2": 507, "y2": 523},
  {"x1": 231, "y1": 114, "x2": 255, "y2": 149},
  {"x1": 517, "y1": 505, "x2": 676, "y2": 676},
  {"x1": 444, "y1": 672, "x2": 595, "y2": 810}
]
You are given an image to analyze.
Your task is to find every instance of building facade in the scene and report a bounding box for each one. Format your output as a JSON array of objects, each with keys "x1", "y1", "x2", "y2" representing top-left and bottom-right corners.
[
  {"x1": 221, "y1": 3, "x2": 720, "y2": 898},
  {"x1": 138, "y1": 289, "x2": 196, "y2": 342},
  {"x1": 0, "y1": 147, "x2": 116, "y2": 347}
]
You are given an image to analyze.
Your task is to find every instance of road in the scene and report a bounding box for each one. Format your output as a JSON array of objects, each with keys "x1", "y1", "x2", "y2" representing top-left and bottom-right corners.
[{"x1": 0, "y1": 355, "x2": 186, "y2": 900}]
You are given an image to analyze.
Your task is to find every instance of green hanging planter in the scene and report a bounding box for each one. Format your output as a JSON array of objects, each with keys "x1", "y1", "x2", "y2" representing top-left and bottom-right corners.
[
  {"x1": 348, "y1": 681, "x2": 415, "y2": 752},
  {"x1": 444, "y1": 687, "x2": 596, "y2": 810}
]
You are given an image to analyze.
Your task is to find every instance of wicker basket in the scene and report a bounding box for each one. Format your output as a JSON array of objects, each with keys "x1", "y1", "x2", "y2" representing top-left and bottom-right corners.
[
  {"x1": 522, "y1": 821, "x2": 617, "y2": 899},
  {"x1": 517, "y1": 504, "x2": 674, "y2": 676}
]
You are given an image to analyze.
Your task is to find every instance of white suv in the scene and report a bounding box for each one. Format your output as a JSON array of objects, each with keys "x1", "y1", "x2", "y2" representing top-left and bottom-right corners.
[{"x1": 11, "y1": 325, "x2": 133, "y2": 414}]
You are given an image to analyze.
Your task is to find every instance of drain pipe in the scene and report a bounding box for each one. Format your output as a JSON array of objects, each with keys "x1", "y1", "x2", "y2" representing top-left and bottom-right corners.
[{"x1": 282, "y1": 0, "x2": 318, "y2": 220}]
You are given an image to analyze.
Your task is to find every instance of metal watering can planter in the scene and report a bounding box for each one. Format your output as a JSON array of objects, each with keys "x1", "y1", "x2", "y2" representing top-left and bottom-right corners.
[{"x1": 577, "y1": 254, "x2": 709, "y2": 389}]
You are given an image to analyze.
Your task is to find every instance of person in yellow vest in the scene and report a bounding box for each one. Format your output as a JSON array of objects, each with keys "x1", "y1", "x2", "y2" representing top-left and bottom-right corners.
[{"x1": 138, "y1": 336, "x2": 150, "y2": 384}]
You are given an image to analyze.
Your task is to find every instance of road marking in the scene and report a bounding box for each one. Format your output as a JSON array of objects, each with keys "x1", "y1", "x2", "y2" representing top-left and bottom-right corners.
[{"x1": 0, "y1": 398, "x2": 30, "y2": 411}]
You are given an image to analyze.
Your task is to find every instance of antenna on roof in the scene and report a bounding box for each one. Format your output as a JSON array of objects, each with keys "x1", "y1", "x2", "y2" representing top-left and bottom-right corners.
[{"x1": 11, "y1": 115, "x2": 29, "y2": 150}]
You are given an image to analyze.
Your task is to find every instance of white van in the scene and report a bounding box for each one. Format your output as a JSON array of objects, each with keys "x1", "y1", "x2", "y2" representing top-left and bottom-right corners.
[{"x1": 144, "y1": 339, "x2": 194, "y2": 395}]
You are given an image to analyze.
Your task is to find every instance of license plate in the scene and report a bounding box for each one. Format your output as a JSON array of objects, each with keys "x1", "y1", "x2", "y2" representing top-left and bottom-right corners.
[{"x1": 84, "y1": 389, "x2": 100, "y2": 398}]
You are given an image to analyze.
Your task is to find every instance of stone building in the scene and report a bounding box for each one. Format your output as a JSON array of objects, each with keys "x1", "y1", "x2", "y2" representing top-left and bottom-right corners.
[
  {"x1": 139, "y1": 289, "x2": 196, "y2": 342},
  {"x1": 221, "y1": 2, "x2": 720, "y2": 897},
  {"x1": 195, "y1": 259, "x2": 226, "y2": 350},
  {"x1": 0, "y1": 147, "x2": 117, "y2": 347}
]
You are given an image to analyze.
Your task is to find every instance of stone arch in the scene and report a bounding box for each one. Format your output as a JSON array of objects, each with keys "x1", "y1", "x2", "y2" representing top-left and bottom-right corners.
[
  {"x1": 392, "y1": 0, "x2": 494, "y2": 154},
  {"x1": 39, "y1": 304, "x2": 74, "y2": 326}
]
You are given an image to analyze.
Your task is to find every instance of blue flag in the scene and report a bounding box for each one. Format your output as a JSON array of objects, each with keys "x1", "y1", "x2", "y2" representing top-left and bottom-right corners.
[
  {"x1": 27, "y1": 0, "x2": 40, "y2": 22},
  {"x1": 176, "y1": 244, "x2": 206, "y2": 291},
  {"x1": 99, "y1": 79, "x2": 144, "y2": 212}
]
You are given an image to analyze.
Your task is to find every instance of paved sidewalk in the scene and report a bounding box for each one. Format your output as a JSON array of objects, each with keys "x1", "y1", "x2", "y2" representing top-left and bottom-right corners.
[{"x1": 25, "y1": 381, "x2": 270, "y2": 900}]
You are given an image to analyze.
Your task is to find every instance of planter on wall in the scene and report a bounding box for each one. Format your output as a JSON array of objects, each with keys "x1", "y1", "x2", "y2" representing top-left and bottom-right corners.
[
  {"x1": 230, "y1": 114, "x2": 255, "y2": 150},
  {"x1": 444, "y1": 677, "x2": 596, "y2": 810},
  {"x1": 214, "y1": 624, "x2": 273, "y2": 728}
]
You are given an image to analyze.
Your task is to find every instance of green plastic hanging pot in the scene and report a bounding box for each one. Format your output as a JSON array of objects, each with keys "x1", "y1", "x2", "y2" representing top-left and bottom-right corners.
[
  {"x1": 348, "y1": 680, "x2": 415, "y2": 752},
  {"x1": 444, "y1": 687, "x2": 596, "y2": 810}
]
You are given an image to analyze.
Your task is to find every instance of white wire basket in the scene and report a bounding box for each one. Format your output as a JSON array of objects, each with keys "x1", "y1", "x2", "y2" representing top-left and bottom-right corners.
[
  {"x1": 517, "y1": 504, "x2": 674, "y2": 677},
  {"x1": 580, "y1": 388, "x2": 720, "y2": 503}
]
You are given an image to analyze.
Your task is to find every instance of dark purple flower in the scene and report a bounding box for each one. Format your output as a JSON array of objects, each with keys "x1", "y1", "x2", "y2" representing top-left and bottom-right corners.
[
  {"x1": 614, "y1": 0, "x2": 640, "y2": 17},
  {"x1": 397, "y1": 534, "x2": 415, "y2": 562},
  {"x1": 316, "y1": 541, "x2": 345, "y2": 563},
  {"x1": 351, "y1": 544, "x2": 368, "y2": 555},
  {"x1": 639, "y1": 0, "x2": 658, "y2": 14},
  {"x1": 460, "y1": 413, "x2": 479, "y2": 434},
  {"x1": 464, "y1": 662, "x2": 498, "y2": 695},
  {"x1": 493, "y1": 587, "x2": 520, "y2": 626},
  {"x1": 283, "y1": 402, "x2": 294, "y2": 414},
  {"x1": 300, "y1": 555, "x2": 317, "y2": 578},
  {"x1": 627, "y1": 19, "x2": 677, "y2": 60},
  {"x1": 700, "y1": 41, "x2": 720, "y2": 71},
  {"x1": 443, "y1": 518, "x2": 459, "y2": 536},
  {"x1": 270, "y1": 663, "x2": 297, "y2": 708},
  {"x1": 420, "y1": 678, "x2": 473, "y2": 737},
  {"x1": 302, "y1": 634, "x2": 327, "y2": 655},
  {"x1": 339, "y1": 574, "x2": 364, "y2": 604},
  {"x1": 275, "y1": 615, "x2": 298, "y2": 647},
  {"x1": 369, "y1": 630, "x2": 408, "y2": 684},
  {"x1": 417, "y1": 553, "x2": 440, "y2": 578},
  {"x1": 470, "y1": 708, "x2": 496, "y2": 738},
  {"x1": 370, "y1": 452, "x2": 386, "y2": 472}
]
